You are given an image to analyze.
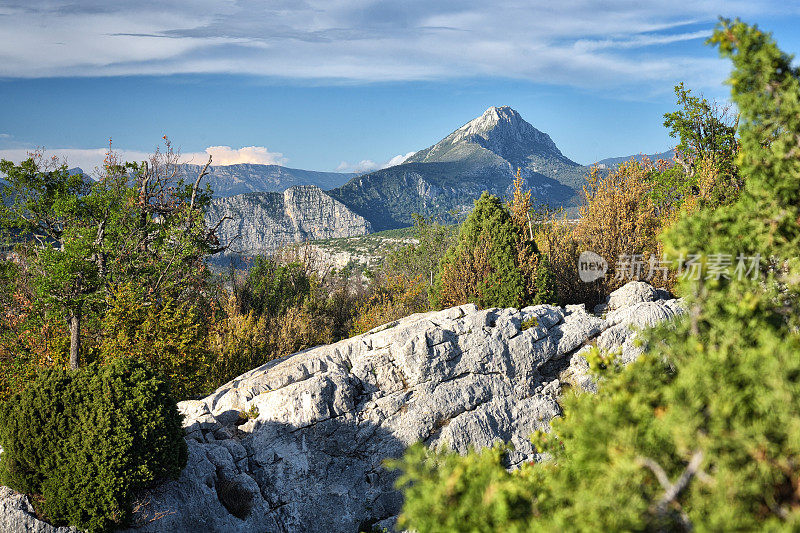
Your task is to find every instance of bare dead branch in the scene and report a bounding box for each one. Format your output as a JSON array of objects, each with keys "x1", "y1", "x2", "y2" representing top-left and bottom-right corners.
[
  {"x1": 190, "y1": 155, "x2": 212, "y2": 210},
  {"x1": 637, "y1": 450, "x2": 706, "y2": 531},
  {"x1": 208, "y1": 215, "x2": 231, "y2": 234}
]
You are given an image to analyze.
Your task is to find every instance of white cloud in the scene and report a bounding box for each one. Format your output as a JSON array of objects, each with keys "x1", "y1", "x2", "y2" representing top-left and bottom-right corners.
[
  {"x1": 0, "y1": 1, "x2": 792, "y2": 92},
  {"x1": 0, "y1": 145, "x2": 287, "y2": 172},
  {"x1": 0, "y1": 134, "x2": 11, "y2": 139},
  {"x1": 573, "y1": 30, "x2": 713, "y2": 53},
  {"x1": 336, "y1": 151, "x2": 415, "y2": 174},
  {"x1": 188, "y1": 146, "x2": 287, "y2": 166},
  {"x1": 335, "y1": 160, "x2": 380, "y2": 173}
]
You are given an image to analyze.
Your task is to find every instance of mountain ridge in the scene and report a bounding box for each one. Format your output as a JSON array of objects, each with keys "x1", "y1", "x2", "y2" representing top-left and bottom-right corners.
[
  {"x1": 179, "y1": 163, "x2": 355, "y2": 198},
  {"x1": 594, "y1": 149, "x2": 676, "y2": 169},
  {"x1": 328, "y1": 106, "x2": 588, "y2": 230}
]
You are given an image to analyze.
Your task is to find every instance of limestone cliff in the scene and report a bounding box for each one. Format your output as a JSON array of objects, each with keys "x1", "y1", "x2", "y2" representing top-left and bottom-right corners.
[{"x1": 206, "y1": 185, "x2": 372, "y2": 260}]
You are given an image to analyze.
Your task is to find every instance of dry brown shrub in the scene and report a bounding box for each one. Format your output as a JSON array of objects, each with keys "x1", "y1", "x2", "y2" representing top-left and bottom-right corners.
[
  {"x1": 536, "y1": 218, "x2": 600, "y2": 305},
  {"x1": 538, "y1": 159, "x2": 681, "y2": 306},
  {"x1": 507, "y1": 170, "x2": 541, "y2": 297},
  {"x1": 436, "y1": 232, "x2": 494, "y2": 308},
  {"x1": 350, "y1": 273, "x2": 429, "y2": 335},
  {"x1": 207, "y1": 290, "x2": 337, "y2": 388},
  {"x1": 574, "y1": 162, "x2": 663, "y2": 289}
]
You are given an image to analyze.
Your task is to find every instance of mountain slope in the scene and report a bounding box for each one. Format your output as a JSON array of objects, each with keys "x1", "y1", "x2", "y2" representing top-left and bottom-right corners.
[
  {"x1": 595, "y1": 150, "x2": 676, "y2": 169},
  {"x1": 329, "y1": 106, "x2": 589, "y2": 230},
  {"x1": 179, "y1": 163, "x2": 355, "y2": 198}
]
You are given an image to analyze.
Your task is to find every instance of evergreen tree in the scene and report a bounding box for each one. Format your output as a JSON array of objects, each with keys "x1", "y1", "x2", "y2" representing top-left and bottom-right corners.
[{"x1": 433, "y1": 192, "x2": 528, "y2": 309}]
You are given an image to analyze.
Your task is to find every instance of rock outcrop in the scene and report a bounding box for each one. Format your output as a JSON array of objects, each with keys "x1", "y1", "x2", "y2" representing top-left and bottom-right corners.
[
  {"x1": 594, "y1": 280, "x2": 672, "y2": 314},
  {"x1": 206, "y1": 185, "x2": 372, "y2": 259},
  {"x1": 0, "y1": 282, "x2": 683, "y2": 532},
  {"x1": 0, "y1": 487, "x2": 78, "y2": 533},
  {"x1": 122, "y1": 282, "x2": 681, "y2": 533}
]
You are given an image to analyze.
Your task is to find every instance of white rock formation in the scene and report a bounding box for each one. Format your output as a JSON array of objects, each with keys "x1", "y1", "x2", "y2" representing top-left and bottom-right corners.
[
  {"x1": 0, "y1": 487, "x2": 78, "y2": 533},
  {"x1": 1, "y1": 282, "x2": 684, "y2": 533},
  {"x1": 206, "y1": 185, "x2": 372, "y2": 259}
]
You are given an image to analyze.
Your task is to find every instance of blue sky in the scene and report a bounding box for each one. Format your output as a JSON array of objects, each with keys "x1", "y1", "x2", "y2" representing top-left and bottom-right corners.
[{"x1": 1, "y1": 1, "x2": 799, "y2": 173}]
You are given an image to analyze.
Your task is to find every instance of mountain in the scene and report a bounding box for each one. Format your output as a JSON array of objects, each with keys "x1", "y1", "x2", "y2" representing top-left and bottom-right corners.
[
  {"x1": 595, "y1": 150, "x2": 676, "y2": 169},
  {"x1": 180, "y1": 164, "x2": 355, "y2": 198},
  {"x1": 329, "y1": 106, "x2": 589, "y2": 231},
  {"x1": 205, "y1": 185, "x2": 371, "y2": 263}
]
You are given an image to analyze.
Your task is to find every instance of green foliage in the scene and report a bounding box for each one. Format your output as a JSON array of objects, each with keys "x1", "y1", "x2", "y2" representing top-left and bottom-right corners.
[
  {"x1": 243, "y1": 404, "x2": 259, "y2": 420},
  {"x1": 582, "y1": 345, "x2": 620, "y2": 374},
  {"x1": 0, "y1": 358, "x2": 187, "y2": 532},
  {"x1": 389, "y1": 443, "x2": 538, "y2": 533},
  {"x1": 433, "y1": 192, "x2": 557, "y2": 309},
  {"x1": 642, "y1": 162, "x2": 693, "y2": 212},
  {"x1": 0, "y1": 141, "x2": 220, "y2": 371},
  {"x1": 395, "y1": 20, "x2": 800, "y2": 532},
  {"x1": 100, "y1": 283, "x2": 210, "y2": 398},
  {"x1": 350, "y1": 272, "x2": 428, "y2": 335},
  {"x1": 237, "y1": 256, "x2": 313, "y2": 317},
  {"x1": 661, "y1": 82, "x2": 741, "y2": 209},
  {"x1": 0, "y1": 159, "x2": 106, "y2": 366},
  {"x1": 520, "y1": 317, "x2": 538, "y2": 330},
  {"x1": 386, "y1": 215, "x2": 457, "y2": 287},
  {"x1": 348, "y1": 215, "x2": 456, "y2": 334},
  {"x1": 433, "y1": 193, "x2": 529, "y2": 309},
  {"x1": 663, "y1": 82, "x2": 738, "y2": 175},
  {"x1": 530, "y1": 253, "x2": 557, "y2": 305},
  {"x1": 207, "y1": 263, "x2": 363, "y2": 389}
]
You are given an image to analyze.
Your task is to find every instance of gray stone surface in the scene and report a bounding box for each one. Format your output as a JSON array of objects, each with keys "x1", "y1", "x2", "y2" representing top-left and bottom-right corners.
[
  {"x1": 594, "y1": 280, "x2": 671, "y2": 314},
  {"x1": 206, "y1": 184, "x2": 372, "y2": 259},
  {"x1": 0, "y1": 487, "x2": 78, "y2": 533},
  {"x1": 599, "y1": 299, "x2": 685, "y2": 363},
  {"x1": 0, "y1": 282, "x2": 685, "y2": 533}
]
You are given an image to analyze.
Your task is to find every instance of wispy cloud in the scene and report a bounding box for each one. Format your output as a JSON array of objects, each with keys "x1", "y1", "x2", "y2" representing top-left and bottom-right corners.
[
  {"x1": 0, "y1": 134, "x2": 11, "y2": 139},
  {"x1": 336, "y1": 151, "x2": 416, "y2": 174},
  {"x1": 573, "y1": 30, "x2": 713, "y2": 52},
  {"x1": 0, "y1": 1, "x2": 790, "y2": 92}
]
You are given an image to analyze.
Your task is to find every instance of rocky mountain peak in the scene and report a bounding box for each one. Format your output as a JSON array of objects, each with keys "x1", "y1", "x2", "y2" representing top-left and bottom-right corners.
[
  {"x1": 455, "y1": 105, "x2": 562, "y2": 157},
  {"x1": 459, "y1": 105, "x2": 523, "y2": 135},
  {"x1": 407, "y1": 105, "x2": 568, "y2": 167}
]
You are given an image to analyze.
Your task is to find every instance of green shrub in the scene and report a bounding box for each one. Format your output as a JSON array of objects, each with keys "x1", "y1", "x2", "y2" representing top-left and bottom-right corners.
[
  {"x1": 433, "y1": 193, "x2": 534, "y2": 309},
  {"x1": 100, "y1": 283, "x2": 211, "y2": 399},
  {"x1": 237, "y1": 256, "x2": 312, "y2": 317},
  {"x1": 0, "y1": 358, "x2": 187, "y2": 532},
  {"x1": 531, "y1": 253, "x2": 557, "y2": 305},
  {"x1": 389, "y1": 443, "x2": 538, "y2": 533}
]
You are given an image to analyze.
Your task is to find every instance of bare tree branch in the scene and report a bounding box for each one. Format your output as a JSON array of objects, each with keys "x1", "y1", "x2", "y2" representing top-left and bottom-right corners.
[
  {"x1": 637, "y1": 450, "x2": 706, "y2": 531},
  {"x1": 190, "y1": 155, "x2": 212, "y2": 210}
]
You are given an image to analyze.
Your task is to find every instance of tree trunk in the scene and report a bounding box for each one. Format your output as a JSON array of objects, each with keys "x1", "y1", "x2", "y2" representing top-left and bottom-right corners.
[{"x1": 69, "y1": 309, "x2": 81, "y2": 369}]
